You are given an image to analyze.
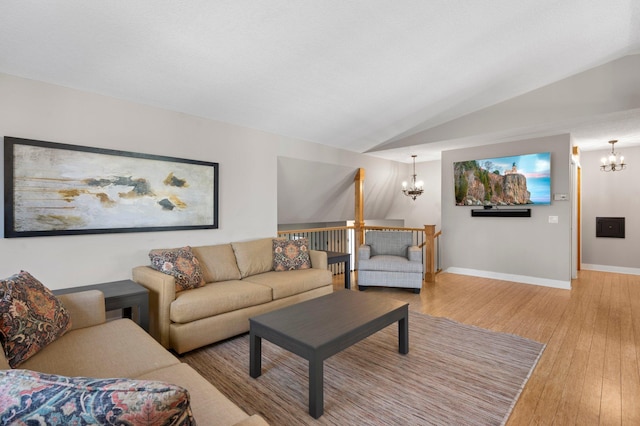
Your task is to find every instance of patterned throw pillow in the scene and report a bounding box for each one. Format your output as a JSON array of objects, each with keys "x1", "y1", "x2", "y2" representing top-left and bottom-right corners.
[
  {"x1": 273, "y1": 238, "x2": 312, "y2": 272},
  {"x1": 0, "y1": 369, "x2": 196, "y2": 426},
  {"x1": 0, "y1": 271, "x2": 72, "y2": 368},
  {"x1": 149, "y1": 246, "x2": 206, "y2": 292}
]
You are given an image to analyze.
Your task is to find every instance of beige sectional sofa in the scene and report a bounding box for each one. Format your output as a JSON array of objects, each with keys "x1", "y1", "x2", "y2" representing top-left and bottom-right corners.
[
  {"x1": 133, "y1": 237, "x2": 334, "y2": 354},
  {"x1": 0, "y1": 290, "x2": 268, "y2": 425}
]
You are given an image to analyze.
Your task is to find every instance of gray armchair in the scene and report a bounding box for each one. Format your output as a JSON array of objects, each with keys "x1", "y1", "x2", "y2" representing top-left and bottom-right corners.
[{"x1": 357, "y1": 231, "x2": 423, "y2": 293}]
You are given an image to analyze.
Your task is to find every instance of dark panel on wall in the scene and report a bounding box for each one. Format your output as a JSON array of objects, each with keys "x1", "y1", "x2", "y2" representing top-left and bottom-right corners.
[{"x1": 596, "y1": 217, "x2": 625, "y2": 238}]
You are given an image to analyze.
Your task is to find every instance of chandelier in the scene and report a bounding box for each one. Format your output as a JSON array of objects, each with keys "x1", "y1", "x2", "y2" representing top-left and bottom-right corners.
[
  {"x1": 402, "y1": 155, "x2": 424, "y2": 200},
  {"x1": 600, "y1": 140, "x2": 626, "y2": 172}
]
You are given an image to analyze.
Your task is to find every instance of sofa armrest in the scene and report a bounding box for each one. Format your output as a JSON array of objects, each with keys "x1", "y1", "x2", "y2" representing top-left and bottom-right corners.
[
  {"x1": 358, "y1": 245, "x2": 371, "y2": 260},
  {"x1": 132, "y1": 266, "x2": 176, "y2": 349},
  {"x1": 309, "y1": 250, "x2": 328, "y2": 270},
  {"x1": 58, "y1": 290, "x2": 106, "y2": 330},
  {"x1": 408, "y1": 246, "x2": 422, "y2": 262},
  {"x1": 232, "y1": 415, "x2": 270, "y2": 426},
  {"x1": 0, "y1": 292, "x2": 105, "y2": 370}
]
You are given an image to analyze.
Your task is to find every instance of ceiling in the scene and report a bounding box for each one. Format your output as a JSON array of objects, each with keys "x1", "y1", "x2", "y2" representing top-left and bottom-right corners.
[{"x1": 1, "y1": 1, "x2": 639, "y2": 163}]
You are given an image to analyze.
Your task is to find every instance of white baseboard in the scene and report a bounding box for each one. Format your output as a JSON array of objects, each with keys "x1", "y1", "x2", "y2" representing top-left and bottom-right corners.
[
  {"x1": 581, "y1": 264, "x2": 640, "y2": 276},
  {"x1": 444, "y1": 267, "x2": 571, "y2": 290}
]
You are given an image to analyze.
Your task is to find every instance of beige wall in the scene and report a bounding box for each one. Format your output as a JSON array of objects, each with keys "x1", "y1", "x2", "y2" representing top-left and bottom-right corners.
[
  {"x1": 0, "y1": 73, "x2": 404, "y2": 289},
  {"x1": 2, "y1": 72, "x2": 588, "y2": 291},
  {"x1": 0, "y1": 73, "x2": 281, "y2": 288}
]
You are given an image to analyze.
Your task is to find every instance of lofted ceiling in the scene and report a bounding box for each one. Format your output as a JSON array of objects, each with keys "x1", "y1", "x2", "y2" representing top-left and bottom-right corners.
[{"x1": 0, "y1": 1, "x2": 639, "y2": 162}]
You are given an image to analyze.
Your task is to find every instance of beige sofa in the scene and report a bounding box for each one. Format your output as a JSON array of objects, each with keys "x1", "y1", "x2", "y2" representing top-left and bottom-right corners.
[
  {"x1": 133, "y1": 237, "x2": 334, "y2": 354},
  {"x1": 0, "y1": 290, "x2": 268, "y2": 425}
]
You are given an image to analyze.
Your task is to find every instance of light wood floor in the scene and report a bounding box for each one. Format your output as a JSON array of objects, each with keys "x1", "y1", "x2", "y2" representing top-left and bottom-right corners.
[{"x1": 333, "y1": 270, "x2": 640, "y2": 425}]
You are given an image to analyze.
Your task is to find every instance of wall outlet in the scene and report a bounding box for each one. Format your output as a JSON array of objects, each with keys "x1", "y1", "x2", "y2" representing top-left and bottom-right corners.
[{"x1": 549, "y1": 216, "x2": 559, "y2": 224}]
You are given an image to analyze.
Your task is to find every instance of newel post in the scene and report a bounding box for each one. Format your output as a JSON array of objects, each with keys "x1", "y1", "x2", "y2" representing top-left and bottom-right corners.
[
  {"x1": 424, "y1": 224, "x2": 436, "y2": 283},
  {"x1": 354, "y1": 169, "x2": 365, "y2": 272}
]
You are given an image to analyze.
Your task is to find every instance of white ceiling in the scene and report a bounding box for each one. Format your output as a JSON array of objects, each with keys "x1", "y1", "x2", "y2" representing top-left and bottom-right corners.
[{"x1": 1, "y1": 1, "x2": 639, "y2": 162}]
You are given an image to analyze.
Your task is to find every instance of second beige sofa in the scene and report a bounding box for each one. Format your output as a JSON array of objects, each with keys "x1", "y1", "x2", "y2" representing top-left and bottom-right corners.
[
  {"x1": 0, "y1": 290, "x2": 267, "y2": 425},
  {"x1": 133, "y1": 237, "x2": 333, "y2": 354}
]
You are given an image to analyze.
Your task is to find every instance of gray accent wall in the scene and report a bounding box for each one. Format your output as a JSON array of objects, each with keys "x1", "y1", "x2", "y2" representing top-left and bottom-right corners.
[
  {"x1": 580, "y1": 146, "x2": 640, "y2": 272},
  {"x1": 277, "y1": 157, "x2": 357, "y2": 224},
  {"x1": 276, "y1": 150, "x2": 405, "y2": 225},
  {"x1": 441, "y1": 134, "x2": 573, "y2": 288}
]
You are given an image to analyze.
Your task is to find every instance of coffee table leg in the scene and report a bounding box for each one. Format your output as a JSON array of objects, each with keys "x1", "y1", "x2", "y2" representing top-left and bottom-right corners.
[
  {"x1": 399, "y1": 314, "x2": 409, "y2": 354},
  {"x1": 249, "y1": 331, "x2": 262, "y2": 378},
  {"x1": 309, "y1": 357, "x2": 324, "y2": 418}
]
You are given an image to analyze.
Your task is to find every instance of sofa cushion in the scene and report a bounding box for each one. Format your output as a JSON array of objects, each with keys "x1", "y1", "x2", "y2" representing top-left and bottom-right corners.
[
  {"x1": 273, "y1": 238, "x2": 311, "y2": 271},
  {"x1": 192, "y1": 244, "x2": 242, "y2": 282},
  {"x1": 365, "y1": 231, "x2": 413, "y2": 257},
  {"x1": 0, "y1": 271, "x2": 71, "y2": 368},
  {"x1": 358, "y1": 255, "x2": 424, "y2": 273},
  {"x1": 170, "y1": 281, "x2": 273, "y2": 323},
  {"x1": 231, "y1": 238, "x2": 274, "y2": 278},
  {"x1": 137, "y1": 363, "x2": 251, "y2": 426},
  {"x1": 0, "y1": 369, "x2": 195, "y2": 426},
  {"x1": 149, "y1": 246, "x2": 205, "y2": 292},
  {"x1": 20, "y1": 318, "x2": 180, "y2": 378},
  {"x1": 243, "y1": 269, "x2": 332, "y2": 300}
]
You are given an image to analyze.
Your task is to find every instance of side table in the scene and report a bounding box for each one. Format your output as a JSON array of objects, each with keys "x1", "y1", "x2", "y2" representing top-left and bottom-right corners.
[
  {"x1": 324, "y1": 251, "x2": 351, "y2": 289},
  {"x1": 53, "y1": 280, "x2": 149, "y2": 332}
]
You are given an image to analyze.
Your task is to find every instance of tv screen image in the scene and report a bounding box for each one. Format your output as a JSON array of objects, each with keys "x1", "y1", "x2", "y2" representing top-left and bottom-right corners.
[{"x1": 454, "y1": 152, "x2": 551, "y2": 206}]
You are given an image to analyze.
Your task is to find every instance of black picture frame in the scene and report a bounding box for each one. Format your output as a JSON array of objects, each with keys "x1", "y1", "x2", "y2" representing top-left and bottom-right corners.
[{"x1": 4, "y1": 137, "x2": 219, "y2": 238}]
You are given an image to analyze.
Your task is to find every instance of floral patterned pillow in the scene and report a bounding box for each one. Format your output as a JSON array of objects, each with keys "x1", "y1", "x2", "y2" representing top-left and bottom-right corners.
[
  {"x1": 0, "y1": 369, "x2": 196, "y2": 425},
  {"x1": 0, "y1": 271, "x2": 72, "y2": 368},
  {"x1": 149, "y1": 246, "x2": 206, "y2": 292},
  {"x1": 273, "y1": 238, "x2": 312, "y2": 271}
]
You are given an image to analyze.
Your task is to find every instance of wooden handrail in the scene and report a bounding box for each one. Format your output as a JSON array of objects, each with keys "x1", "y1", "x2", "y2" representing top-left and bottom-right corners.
[
  {"x1": 277, "y1": 225, "x2": 432, "y2": 235},
  {"x1": 277, "y1": 226, "x2": 353, "y2": 235},
  {"x1": 362, "y1": 225, "x2": 425, "y2": 232}
]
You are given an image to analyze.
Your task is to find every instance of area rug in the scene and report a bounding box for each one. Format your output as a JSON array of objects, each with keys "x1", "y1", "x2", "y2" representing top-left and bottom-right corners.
[{"x1": 182, "y1": 312, "x2": 545, "y2": 425}]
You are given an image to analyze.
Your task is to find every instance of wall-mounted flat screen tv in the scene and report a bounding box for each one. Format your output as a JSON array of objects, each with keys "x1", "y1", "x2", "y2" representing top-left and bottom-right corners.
[{"x1": 454, "y1": 152, "x2": 551, "y2": 206}]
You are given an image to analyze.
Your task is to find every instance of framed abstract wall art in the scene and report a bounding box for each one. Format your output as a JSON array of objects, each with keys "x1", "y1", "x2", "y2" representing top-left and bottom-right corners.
[{"x1": 4, "y1": 137, "x2": 218, "y2": 238}]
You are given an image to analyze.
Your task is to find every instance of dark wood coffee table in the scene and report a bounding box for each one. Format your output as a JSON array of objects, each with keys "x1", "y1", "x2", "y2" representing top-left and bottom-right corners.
[{"x1": 249, "y1": 290, "x2": 409, "y2": 418}]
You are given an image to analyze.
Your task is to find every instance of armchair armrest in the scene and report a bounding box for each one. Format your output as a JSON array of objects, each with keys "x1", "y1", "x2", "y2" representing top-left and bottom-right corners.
[
  {"x1": 309, "y1": 250, "x2": 328, "y2": 270},
  {"x1": 132, "y1": 266, "x2": 176, "y2": 348},
  {"x1": 358, "y1": 245, "x2": 371, "y2": 260},
  {"x1": 408, "y1": 246, "x2": 422, "y2": 262},
  {"x1": 58, "y1": 290, "x2": 106, "y2": 330}
]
